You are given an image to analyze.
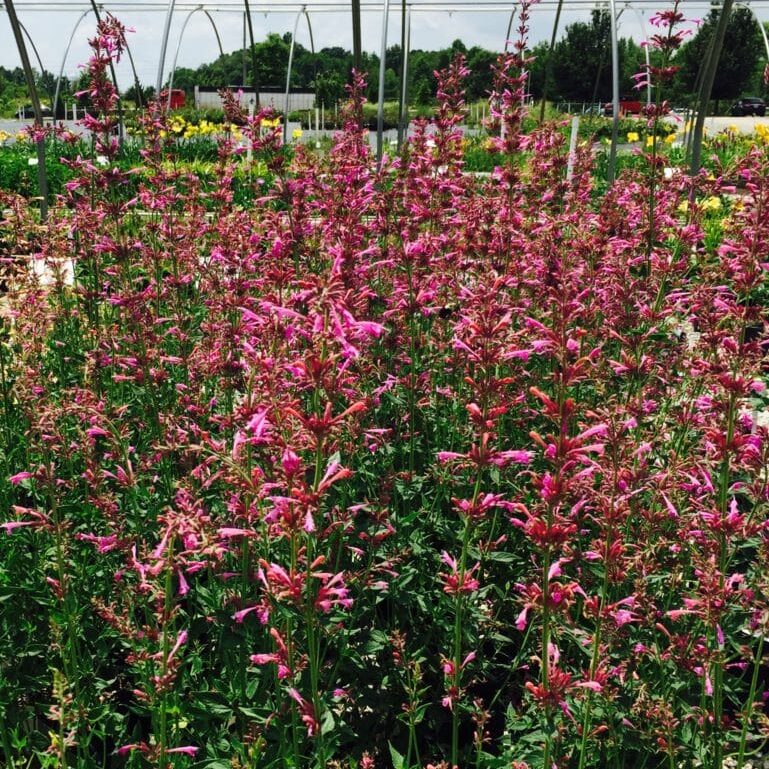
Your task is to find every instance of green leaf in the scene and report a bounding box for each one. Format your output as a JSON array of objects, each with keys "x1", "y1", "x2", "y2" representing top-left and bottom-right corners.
[
  {"x1": 320, "y1": 708, "x2": 335, "y2": 736},
  {"x1": 388, "y1": 742, "x2": 405, "y2": 769}
]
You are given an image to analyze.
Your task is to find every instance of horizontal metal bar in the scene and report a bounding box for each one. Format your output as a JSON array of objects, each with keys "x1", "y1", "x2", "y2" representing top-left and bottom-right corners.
[{"x1": 2, "y1": 0, "x2": 757, "y2": 10}]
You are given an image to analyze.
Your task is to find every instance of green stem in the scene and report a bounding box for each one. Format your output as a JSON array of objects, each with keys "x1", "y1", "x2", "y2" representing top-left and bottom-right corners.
[
  {"x1": 541, "y1": 540, "x2": 553, "y2": 769},
  {"x1": 576, "y1": 571, "x2": 610, "y2": 769},
  {"x1": 305, "y1": 437, "x2": 326, "y2": 767},
  {"x1": 0, "y1": 340, "x2": 13, "y2": 450},
  {"x1": 451, "y1": 472, "x2": 482, "y2": 768},
  {"x1": 158, "y1": 539, "x2": 175, "y2": 769},
  {"x1": 737, "y1": 633, "x2": 765, "y2": 769},
  {"x1": 287, "y1": 535, "x2": 301, "y2": 765},
  {"x1": 711, "y1": 390, "x2": 736, "y2": 769}
]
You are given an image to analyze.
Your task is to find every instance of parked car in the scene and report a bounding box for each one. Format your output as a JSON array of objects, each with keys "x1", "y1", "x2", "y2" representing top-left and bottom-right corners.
[
  {"x1": 15, "y1": 103, "x2": 52, "y2": 119},
  {"x1": 730, "y1": 97, "x2": 766, "y2": 116},
  {"x1": 603, "y1": 98, "x2": 643, "y2": 117}
]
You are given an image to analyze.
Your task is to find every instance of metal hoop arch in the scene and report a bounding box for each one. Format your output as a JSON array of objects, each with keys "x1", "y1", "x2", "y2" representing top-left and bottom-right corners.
[
  {"x1": 283, "y1": 4, "x2": 315, "y2": 143},
  {"x1": 156, "y1": 0, "x2": 176, "y2": 98},
  {"x1": 503, "y1": 5, "x2": 516, "y2": 51},
  {"x1": 375, "y1": 0, "x2": 389, "y2": 161},
  {"x1": 624, "y1": 3, "x2": 651, "y2": 105},
  {"x1": 15, "y1": 17, "x2": 55, "y2": 107},
  {"x1": 53, "y1": 6, "x2": 141, "y2": 118},
  {"x1": 739, "y1": 3, "x2": 769, "y2": 60},
  {"x1": 167, "y1": 5, "x2": 225, "y2": 108},
  {"x1": 53, "y1": 8, "x2": 91, "y2": 118}
]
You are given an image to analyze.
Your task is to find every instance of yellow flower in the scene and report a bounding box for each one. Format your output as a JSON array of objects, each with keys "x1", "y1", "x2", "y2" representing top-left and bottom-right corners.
[
  {"x1": 627, "y1": 131, "x2": 640, "y2": 143},
  {"x1": 664, "y1": 132, "x2": 677, "y2": 144},
  {"x1": 677, "y1": 199, "x2": 689, "y2": 214},
  {"x1": 292, "y1": 128, "x2": 303, "y2": 139},
  {"x1": 646, "y1": 135, "x2": 662, "y2": 147},
  {"x1": 701, "y1": 196, "x2": 721, "y2": 212}
]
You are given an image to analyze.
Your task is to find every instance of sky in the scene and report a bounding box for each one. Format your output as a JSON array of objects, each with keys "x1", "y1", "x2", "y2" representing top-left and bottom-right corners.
[
  {"x1": 0, "y1": 3, "x2": 654, "y2": 89},
  {"x1": 0, "y1": 2, "x2": 717, "y2": 92}
]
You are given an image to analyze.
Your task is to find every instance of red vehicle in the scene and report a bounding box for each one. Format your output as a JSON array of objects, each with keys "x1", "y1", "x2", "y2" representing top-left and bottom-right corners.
[
  {"x1": 160, "y1": 89, "x2": 186, "y2": 109},
  {"x1": 603, "y1": 98, "x2": 642, "y2": 117}
]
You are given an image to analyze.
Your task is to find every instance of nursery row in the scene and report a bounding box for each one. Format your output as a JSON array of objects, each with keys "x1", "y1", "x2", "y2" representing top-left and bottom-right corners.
[{"x1": 2, "y1": 7, "x2": 769, "y2": 769}]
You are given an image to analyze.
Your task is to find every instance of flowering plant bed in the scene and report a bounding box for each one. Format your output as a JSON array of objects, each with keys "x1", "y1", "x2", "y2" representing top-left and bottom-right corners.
[{"x1": 2, "y1": 7, "x2": 769, "y2": 769}]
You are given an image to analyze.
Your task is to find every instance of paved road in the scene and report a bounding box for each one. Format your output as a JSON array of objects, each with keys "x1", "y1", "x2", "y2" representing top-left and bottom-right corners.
[
  {"x1": 666, "y1": 113, "x2": 769, "y2": 135},
  {"x1": 3, "y1": 115, "x2": 769, "y2": 143},
  {"x1": 0, "y1": 119, "x2": 85, "y2": 139}
]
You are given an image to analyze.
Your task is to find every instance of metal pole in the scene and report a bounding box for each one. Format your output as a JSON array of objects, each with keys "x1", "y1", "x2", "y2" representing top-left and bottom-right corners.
[
  {"x1": 376, "y1": 0, "x2": 390, "y2": 162},
  {"x1": 566, "y1": 114, "x2": 579, "y2": 181},
  {"x1": 54, "y1": 8, "x2": 90, "y2": 120},
  {"x1": 124, "y1": 37, "x2": 144, "y2": 108},
  {"x1": 538, "y1": 0, "x2": 564, "y2": 122},
  {"x1": 283, "y1": 6, "x2": 303, "y2": 143},
  {"x1": 4, "y1": 0, "x2": 48, "y2": 220},
  {"x1": 741, "y1": 4, "x2": 769, "y2": 59},
  {"x1": 607, "y1": 0, "x2": 620, "y2": 184},
  {"x1": 684, "y1": 25, "x2": 715, "y2": 155},
  {"x1": 398, "y1": 4, "x2": 411, "y2": 147},
  {"x1": 352, "y1": 0, "x2": 362, "y2": 71},
  {"x1": 167, "y1": 8, "x2": 197, "y2": 109},
  {"x1": 167, "y1": 6, "x2": 224, "y2": 110},
  {"x1": 627, "y1": 4, "x2": 652, "y2": 105},
  {"x1": 16, "y1": 20, "x2": 55, "y2": 109},
  {"x1": 242, "y1": 10, "x2": 247, "y2": 83},
  {"x1": 396, "y1": 0, "x2": 405, "y2": 144},
  {"x1": 303, "y1": 8, "x2": 318, "y2": 114},
  {"x1": 203, "y1": 9, "x2": 224, "y2": 56},
  {"x1": 156, "y1": 0, "x2": 177, "y2": 100},
  {"x1": 243, "y1": 0, "x2": 260, "y2": 106},
  {"x1": 504, "y1": 5, "x2": 517, "y2": 51},
  {"x1": 691, "y1": 0, "x2": 734, "y2": 174}
]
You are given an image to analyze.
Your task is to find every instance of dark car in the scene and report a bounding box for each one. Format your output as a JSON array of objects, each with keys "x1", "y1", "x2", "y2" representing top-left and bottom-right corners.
[
  {"x1": 730, "y1": 97, "x2": 766, "y2": 116},
  {"x1": 14, "y1": 104, "x2": 52, "y2": 119}
]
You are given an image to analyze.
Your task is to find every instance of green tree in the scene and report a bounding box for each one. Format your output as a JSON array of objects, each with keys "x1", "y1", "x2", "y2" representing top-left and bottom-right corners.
[
  {"x1": 675, "y1": 6, "x2": 762, "y2": 110},
  {"x1": 526, "y1": 41, "x2": 551, "y2": 99},
  {"x1": 314, "y1": 71, "x2": 344, "y2": 107},
  {"x1": 466, "y1": 46, "x2": 497, "y2": 101},
  {"x1": 550, "y1": 11, "x2": 613, "y2": 102}
]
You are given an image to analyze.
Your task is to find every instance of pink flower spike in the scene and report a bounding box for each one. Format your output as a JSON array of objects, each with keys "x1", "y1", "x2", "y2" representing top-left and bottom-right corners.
[
  {"x1": 178, "y1": 570, "x2": 189, "y2": 596},
  {"x1": 117, "y1": 743, "x2": 149, "y2": 756},
  {"x1": 233, "y1": 606, "x2": 261, "y2": 623},
  {"x1": 218, "y1": 527, "x2": 256, "y2": 538},
  {"x1": 548, "y1": 558, "x2": 568, "y2": 581},
  {"x1": 304, "y1": 509, "x2": 315, "y2": 533},
  {"x1": 661, "y1": 492, "x2": 679, "y2": 519},
  {"x1": 167, "y1": 746, "x2": 199, "y2": 756},
  {"x1": 8, "y1": 471, "x2": 32, "y2": 485},
  {"x1": 1, "y1": 521, "x2": 37, "y2": 533}
]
